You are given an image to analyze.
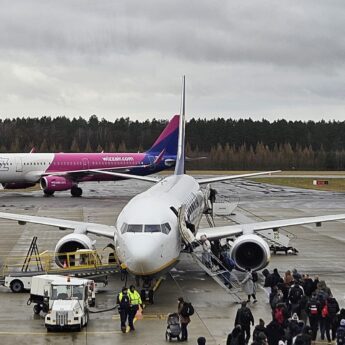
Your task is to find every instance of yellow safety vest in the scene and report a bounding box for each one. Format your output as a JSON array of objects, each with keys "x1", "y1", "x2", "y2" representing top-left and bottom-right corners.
[{"x1": 128, "y1": 290, "x2": 142, "y2": 305}]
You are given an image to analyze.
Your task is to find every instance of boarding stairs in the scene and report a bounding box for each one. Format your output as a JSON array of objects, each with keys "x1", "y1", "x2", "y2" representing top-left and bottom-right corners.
[
  {"x1": 178, "y1": 205, "x2": 243, "y2": 303},
  {"x1": 190, "y1": 248, "x2": 243, "y2": 303}
]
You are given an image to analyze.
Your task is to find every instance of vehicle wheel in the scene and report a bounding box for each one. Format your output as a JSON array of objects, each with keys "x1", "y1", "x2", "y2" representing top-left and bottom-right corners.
[
  {"x1": 10, "y1": 279, "x2": 24, "y2": 293},
  {"x1": 33, "y1": 304, "x2": 41, "y2": 315},
  {"x1": 71, "y1": 186, "x2": 82, "y2": 197},
  {"x1": 43, "y1": 189, "x2": 55, "y2": 197},
  {"x1": 148, "y1": 289, "x2": 154, "y2": 304}
]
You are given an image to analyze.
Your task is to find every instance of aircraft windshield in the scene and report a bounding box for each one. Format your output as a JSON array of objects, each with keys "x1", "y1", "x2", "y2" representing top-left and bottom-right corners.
[
  {"x1": 144, "y1": 224, "x2": 161, "y2": 233},
  {"x1": 124, "y1": 223, "x2": 171, "y2": 234},
  {"x1": 127, "y1": 224, "x2": 143, "y2": 233},
  {"x1": 51, "y1": 285, "x2": 84, "y2": 300}
]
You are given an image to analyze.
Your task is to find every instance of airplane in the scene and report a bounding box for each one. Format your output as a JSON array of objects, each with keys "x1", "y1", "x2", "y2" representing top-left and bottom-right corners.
[
  {"x1": 1, "y1": 77, "x2": 345, "y2": 302},
  {"x1": 0, "y1": 115, "x2": 179, "y2": 197}
]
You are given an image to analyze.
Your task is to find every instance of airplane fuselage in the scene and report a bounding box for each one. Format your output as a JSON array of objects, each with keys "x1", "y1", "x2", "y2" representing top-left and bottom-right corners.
[
  {"x1": 0, "y1": 152, "x2": 173, "y2": 185},
  {"x1": 114, "y1": 174, "x2": 205, "y2": 276}
]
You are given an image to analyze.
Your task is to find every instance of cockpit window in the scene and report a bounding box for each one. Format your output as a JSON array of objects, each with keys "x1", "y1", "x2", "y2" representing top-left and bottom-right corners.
[
  {"x1": 144, "y1": 224, "x2": 161, "y2": 233},
  {"x1": 162, "y1": 223, "x2": 171, "y2": 235},
  {"x1": 120, "y1": 223, "x2": 128, "y2": 234},
  {"x1": 127, "y1": 224, "x2": 143, "y2": 233}
]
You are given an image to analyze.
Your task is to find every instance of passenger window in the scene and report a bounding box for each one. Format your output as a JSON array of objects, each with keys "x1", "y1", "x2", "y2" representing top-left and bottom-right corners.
[
  {"x1": 127, "y1": 224, "x2": 143, "y2": 233},
  {"x1": 144, "y1": 224, "x2": 161, "y2": 233},
  {"x1": 162, "y1": 223, "x2": 171, "y2": 235}
]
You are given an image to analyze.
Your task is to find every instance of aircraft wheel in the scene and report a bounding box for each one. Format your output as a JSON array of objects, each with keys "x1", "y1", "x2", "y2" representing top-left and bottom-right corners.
[
  {"x1": 71, "y1": 186, "x2": 82, "y2": 197},
  {"x1": 43, "y1": 189, "x2": 55, "y2": 197}
]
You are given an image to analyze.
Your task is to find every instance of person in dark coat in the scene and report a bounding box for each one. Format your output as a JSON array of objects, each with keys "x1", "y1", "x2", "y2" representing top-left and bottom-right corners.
[
  {"x1": 227, "y1": 324, "x2": 246, "y2": 345},
  {"x1": 302, "y1": 274, "x2": 314, "y2": 297},
  {"x1": 327, "y1": 296, "x2": 340, "y2": 340},
  {"x1": 117, "y1": 286, "x2": 130, "y2": 333},
  {"x1": 272, "y1": 268, "x2": 283, "y2": 286},
  {"x1": 235, "y1": 301, "x2": 254, "y2": 344},
  {"x1": 253, "y1": 319, "x2": 268, "y2": 342},
  {"x1": 266, "y1": 320, "x2": 285, "y2": 345},
  {"x1": 336, "y1": 319, "x2": 345, "y2": 345},
  {"x1": 307, "y1": 293, "x2": 321, "y2": 342},
  {"x1": 263, "y1": 269, "x2": 274, "y2": 303},
  {"x1": 178, "y1": 297, "x2": 191, "y2": 341}
]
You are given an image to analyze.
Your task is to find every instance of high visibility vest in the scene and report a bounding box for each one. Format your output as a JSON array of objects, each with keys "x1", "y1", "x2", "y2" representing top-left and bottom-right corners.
[
  {"x1": 118, "y1": 292, "x2": 130, "y2": 308},
  {"x1": 128, "y1": 290, "x2": 142, "y2": 305}
]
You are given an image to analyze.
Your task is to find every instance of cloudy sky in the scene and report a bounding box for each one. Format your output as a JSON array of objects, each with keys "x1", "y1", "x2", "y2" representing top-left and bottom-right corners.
[{"x1": 1, "y1": 0, "x2": 345, "y2": 121}]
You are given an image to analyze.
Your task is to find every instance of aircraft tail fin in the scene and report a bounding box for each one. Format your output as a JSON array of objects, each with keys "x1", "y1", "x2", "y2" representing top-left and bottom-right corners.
[
  {"x1": 174, "y1": 76, "x2": 186, "y2": 176},
  {"x1": 146, "y1": 115, "x2": 179, "y2": 156}
]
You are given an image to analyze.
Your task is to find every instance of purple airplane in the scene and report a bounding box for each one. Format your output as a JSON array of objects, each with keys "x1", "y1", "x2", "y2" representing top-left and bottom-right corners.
[{"x1": 0, "y1": 115, "x2": 179, "y2": 197}]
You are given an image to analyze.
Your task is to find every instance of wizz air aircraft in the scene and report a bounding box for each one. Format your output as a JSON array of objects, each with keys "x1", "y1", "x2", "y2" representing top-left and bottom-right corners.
[
  {"x1": 0, "y1": 115, "x2": 179, "y2": 197},
  {"x1": 1, "y1": 77, "x2": 345, "y2": 300}
]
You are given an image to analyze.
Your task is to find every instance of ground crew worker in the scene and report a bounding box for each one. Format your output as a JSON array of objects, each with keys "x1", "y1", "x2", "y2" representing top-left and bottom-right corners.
[
  {"x1": 128, "y1": 285, "x2": 143, "y2": 331},
  {"x1": 117, "y1": 287, "x2": 130, "y2": 333}
]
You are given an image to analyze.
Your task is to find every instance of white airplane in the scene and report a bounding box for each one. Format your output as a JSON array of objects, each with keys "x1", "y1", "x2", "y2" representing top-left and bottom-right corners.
[{"x1": 1, "y1": 77, "x2": 345, "y2": 300}]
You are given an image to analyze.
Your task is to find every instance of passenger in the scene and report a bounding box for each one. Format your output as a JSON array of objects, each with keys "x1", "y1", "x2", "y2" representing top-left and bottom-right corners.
[
  {"x1": 292, "y1": 269, "x2": 302, "y2": 283},
  {"x1": 336, "y1": 319, "x2": 345, "y2": 345},
  {"x1": 302, "y1": 274, "x2": 314, "y2": 297},
  {"x1": 284, "y1": 271, "x2": 293, "y2": 285},
  {"x1": 253, "y1": 319, "x2": 268, "y2": 343},
  {"x1": 326, "y1": 296, "x2": 340, "y2": 340},
  {"x1": 241, "y1": 268, "x2": 257, "y2": 303},
  {"x1": 234, "y1": 301, "x2": 254, "y2": 344},
  {"x1": 178, "y1": 297, "x2": 191, "y2": 342},
  {"x1": 262, "y1": 269, "x2": 274, "y2": 303},
  {"x1": 200, "y1": 235, "x2": 212, "y2": 269},
  {"x1": 288, "y1": 281, "x2": 304, "y2": 316},
  {"x1": 265, "y1": 320, "x2": 285, "y2": 345},
  {"x1": 117, "y1": 287, "x2": 130, "y2": 333},
  {"x1": 197, "y1": 336, "x2": 207, "y2": 345},
  {"x1": 272, "y1": 269, "x2": 283, "y2": 286},
  {"x1": 307, "y1": 292, "x2": 321, "y2": 343},
  {"x1": 127, "y1": 285, "x2": 143, "y2": 331},
  {"x1": 227, "y1": 324, "x2": 245, "y2": 345}
]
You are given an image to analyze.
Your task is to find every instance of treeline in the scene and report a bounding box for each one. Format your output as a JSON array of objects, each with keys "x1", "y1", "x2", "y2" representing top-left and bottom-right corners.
[{"x1": 1, "y1": 115, "x2": 345, "y2": 170}]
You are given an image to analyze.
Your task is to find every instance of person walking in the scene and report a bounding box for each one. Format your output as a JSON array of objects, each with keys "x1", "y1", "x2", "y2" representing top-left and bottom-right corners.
[
  {"x1": 227, "y1": 324, "x2": 246, "y2": 345},
  {"x1": 200, "y1": 235, "x2": 212, "y2": 269},
  {"x1": 117, "y1": 287, "x2": 130, "y2": 333},
  {"x1": 235, "y1": 301, "x2": 254, "y2": 344},
  {"x1": 178, "y1": 297, "x2": 191, "y2": 341},
  {"x1": 336, "y1": 319, "x2": 345, "y2": 345},
  {"x1": 307, "y1": 292, "x2": 321, "y2": 344},
  {"x1": 241, "y1": 268, "x2": 257, "y2": 303},
  {"x1": 127, "y1": 284, "x2": 142, "y2": 331}
]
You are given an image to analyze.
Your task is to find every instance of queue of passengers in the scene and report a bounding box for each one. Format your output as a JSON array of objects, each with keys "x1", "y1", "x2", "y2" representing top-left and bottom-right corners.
[{"x1": 227, "y1": 268, "x2": 345, "y2": 345}]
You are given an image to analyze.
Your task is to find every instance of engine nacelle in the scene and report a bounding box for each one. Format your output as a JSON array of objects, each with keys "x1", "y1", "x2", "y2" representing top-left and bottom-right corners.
[
  {"x1": 40, "y1": 175, "x2": 75, "y2": 192},
  {"x1": 230, "y1": 234, "x2": 270, "y2": 271},
  {"x1": 54, "y1": 233, "x2": 95, "y2": 267},
  {"x1": 2, "y1": 182, "x2": 36, "y2": 189}
]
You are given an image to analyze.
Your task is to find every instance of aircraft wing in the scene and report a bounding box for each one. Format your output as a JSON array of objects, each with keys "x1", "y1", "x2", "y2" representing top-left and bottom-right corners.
[
  {"x1": 42, "y1": 164, "x2": 153, "y2": 180},
  {"x1": 196, "y1": 213, "x2": 345, "y2": 241},
  {"x1": 196, "y1": 170, "x2": 281, "y2": 185},
  {"x1": 0, "y1": 212, "x2": 115, "y2": 239},
  {"x1": 89, "y1": 170, "x2": 161, "y2": 183}
]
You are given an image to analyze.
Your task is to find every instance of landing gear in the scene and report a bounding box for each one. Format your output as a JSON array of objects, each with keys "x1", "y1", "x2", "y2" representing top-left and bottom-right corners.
[
  {"x1": 43, "y1": 189, "x2": 55, "y2": 197},
  {"x1": 71, "y1": 186, "x2": 82, "y2": 197},
  {"x1": 139, "y1": 277, "x2": 155, "y2": 304}
]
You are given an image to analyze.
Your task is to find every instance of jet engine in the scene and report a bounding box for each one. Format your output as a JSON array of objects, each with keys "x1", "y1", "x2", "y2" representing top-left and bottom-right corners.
[
  {"x1": 40, "y1": 175, "x2": 75, "y2": 192},
  {"x1": 2, "y1": 182, "x2": 36, "y2": 189},
  {"x1": 54, "y1": 233, "x2": 95, "y2": 267},
  {"x1": 230, "y1": 234, "x2": 270, "y2": 271}
]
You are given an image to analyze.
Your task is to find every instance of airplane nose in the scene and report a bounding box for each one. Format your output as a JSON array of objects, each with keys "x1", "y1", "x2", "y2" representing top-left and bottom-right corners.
[{"x1": 123, "y1": 236, "x2": 165, "y2": 275}]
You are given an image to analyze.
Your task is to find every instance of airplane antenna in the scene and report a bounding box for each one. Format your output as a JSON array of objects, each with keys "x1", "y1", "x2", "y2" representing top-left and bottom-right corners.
[{"x1": 174, "y1": 76, "x2": 186, "y2": 175}]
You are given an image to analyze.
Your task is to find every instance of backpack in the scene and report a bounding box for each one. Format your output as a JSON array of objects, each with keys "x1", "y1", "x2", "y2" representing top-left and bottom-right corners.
[
  {"x1": 289, "y1": 286, "x2": 303, "y2": 303},
  {"x1": 240, "y1": 308, "x2": 252, "y2": 324},
  {"x1": 309, "y1": 301, "x2": 319, "y2": 316},
  {"x1": 181, "y1": 302, "x2": 194, "y2": 317},
  {"x1": 274, "y1": 307, "x2": 284, "y2": 325},
  {"x1": 252, "y1": 271, "x2": 258, "y2": 283},
  {"x1": 321, "y1": 303, "x2": 329, "y2": 318},
  {"x1": 337, "y1": 327, "x2": 345, "y2": 345}
]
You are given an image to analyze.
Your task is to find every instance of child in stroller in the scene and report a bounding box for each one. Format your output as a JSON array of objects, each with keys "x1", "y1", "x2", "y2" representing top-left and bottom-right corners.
[{"x1": 165, "y1": 313, "x2": 181, "y2": 341}]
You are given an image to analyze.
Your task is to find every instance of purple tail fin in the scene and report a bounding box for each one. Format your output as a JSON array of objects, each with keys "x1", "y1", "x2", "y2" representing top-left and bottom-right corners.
[{"x1": 146, "y1": 115, "x2": 179, "y2": 156}]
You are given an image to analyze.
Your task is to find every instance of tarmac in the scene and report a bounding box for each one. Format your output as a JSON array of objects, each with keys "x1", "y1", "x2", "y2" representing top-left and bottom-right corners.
[{"x1": 0, "y1": 178, "x2": 345, "y2": 345}]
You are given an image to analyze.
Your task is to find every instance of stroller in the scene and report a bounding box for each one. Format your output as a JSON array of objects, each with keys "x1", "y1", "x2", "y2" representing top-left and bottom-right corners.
[{"x1": 165, "y1": 313, "x2": 181, "y2": 341}]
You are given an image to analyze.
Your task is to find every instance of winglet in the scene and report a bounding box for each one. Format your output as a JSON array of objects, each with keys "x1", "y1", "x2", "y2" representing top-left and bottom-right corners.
[{"x1": 174, "y1": 76, "x2": 186, "y2": 175}]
